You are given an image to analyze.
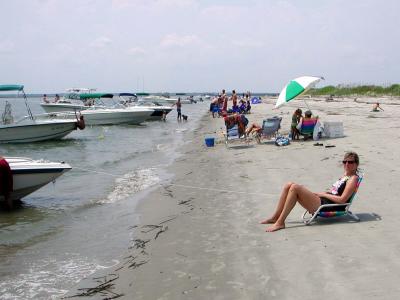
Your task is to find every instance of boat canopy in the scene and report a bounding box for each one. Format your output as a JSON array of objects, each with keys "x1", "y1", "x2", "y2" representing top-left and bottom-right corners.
[
  {"x1": 0, "y1": 85, "x2": 24, "y2": 92},
  {"x1": 119, "y1": 93, "x2": 137, "y2": 97},
  {"x1": 79, "y1": 93, "x2": 113, "y2": 100}
]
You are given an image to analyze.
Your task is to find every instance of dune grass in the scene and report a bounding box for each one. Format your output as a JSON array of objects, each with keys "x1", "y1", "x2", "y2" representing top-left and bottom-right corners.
[{"x1": 307, "y1": 84, "x2": 400, "y2": 97}]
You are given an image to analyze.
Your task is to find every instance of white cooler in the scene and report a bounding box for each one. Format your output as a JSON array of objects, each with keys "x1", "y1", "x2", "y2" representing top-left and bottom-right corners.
[{"x1": 323, "y1": 122, "x2": 344, "y2": 138}]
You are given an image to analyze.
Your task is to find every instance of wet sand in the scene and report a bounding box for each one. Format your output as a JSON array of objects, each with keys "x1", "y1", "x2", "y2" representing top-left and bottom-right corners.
[{"x1": 66, "y1": 96, "x2": 400, "y2": 299}]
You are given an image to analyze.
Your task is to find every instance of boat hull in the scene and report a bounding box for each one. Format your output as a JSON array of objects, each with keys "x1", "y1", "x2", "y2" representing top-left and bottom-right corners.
[
  {"x1": 0, "y1": 121, "x2": 77, "y2": 143},
  {"x1": 3, "y1": 157, "x2": 72, "y2": 201},
  {"x1": 81, "y1": 109, "x2": 154, "y2": 125}
]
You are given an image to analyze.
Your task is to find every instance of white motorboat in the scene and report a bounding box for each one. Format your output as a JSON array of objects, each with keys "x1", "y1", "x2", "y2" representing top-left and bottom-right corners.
[
  {"x1": 79, "y1": 107, "x2": 154, "y2": 125},
  {"x1": 44, "y1": 93, "x2": 155, "y2": 125},
  {"x1": 0, "y1": 85, "x2": 80, "y2": 143},
  {"x1": 40, "y1": 89, "x2": 109, "y2": 113},
  {"x1": 139, "y1": 95, "x2": 192, "y2": 105},
  {"x1": 118, "y1": 93, "x2": 173, "y2": 121},
  {"x1": 4, "y1": 157, "x2": 71, "y2": 201}
]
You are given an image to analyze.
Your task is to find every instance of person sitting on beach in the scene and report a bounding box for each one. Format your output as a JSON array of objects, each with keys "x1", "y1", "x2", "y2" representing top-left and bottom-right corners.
[
  {"x1": 246, "y1": 98, "x2": 251, "y2": 113},
  {"x1": 246, "y1": 123, "x2": 262, "y2": 136},
  {"x1": 224, "y1": 113, "x2": 248, "y2": 137},
  {"x1": 0, "y1": 156, "x2": 13, "y2": 209},
  {"x1": 238, "y1": 99, "x2": 247, "y2": 114},
  {"x1": 261, "y1": 151, "x2": 360, "y2": 232},
  {"x1": 297, "y1": 110, "x2": 318, "y2": 140},
  {"x1": 372, "y1": 102, "x2": 384, "y2": 112},
  {"x1": 291, "y1": 108, "x2": 302, "y2": 140}
]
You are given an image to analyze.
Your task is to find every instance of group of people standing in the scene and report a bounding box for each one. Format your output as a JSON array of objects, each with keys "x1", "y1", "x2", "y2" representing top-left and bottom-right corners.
[{"x1": 210, "y1": 89, "x2": 252, "y2": 117}]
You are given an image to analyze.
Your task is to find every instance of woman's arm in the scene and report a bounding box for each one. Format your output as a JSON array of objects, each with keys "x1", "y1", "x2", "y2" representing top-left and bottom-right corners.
[{"x1": 316, "y1": 176, "x2": 358, "y2": 204}]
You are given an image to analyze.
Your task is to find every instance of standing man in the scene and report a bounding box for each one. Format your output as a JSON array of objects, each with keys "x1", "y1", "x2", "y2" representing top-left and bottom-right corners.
[
  {"x1": 231, "y1": 90, "x2": 238, "y2": 112},
  {"x1": 221, "y1": 89, "x2": 228, "y2": 113},
  {"x1": 175, "y1": 97, "x2": 182, "y2": 121}
]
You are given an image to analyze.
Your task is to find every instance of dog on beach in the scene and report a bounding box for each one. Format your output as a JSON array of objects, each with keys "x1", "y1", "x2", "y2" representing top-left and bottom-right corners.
[{"x1": 182, "y1": 114, "x2": 188, "y2": 121}]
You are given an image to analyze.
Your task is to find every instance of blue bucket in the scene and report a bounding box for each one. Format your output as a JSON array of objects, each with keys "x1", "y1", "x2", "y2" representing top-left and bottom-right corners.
[{"x1": 205, "y1": 137, "x2": 215, "y2": 147}]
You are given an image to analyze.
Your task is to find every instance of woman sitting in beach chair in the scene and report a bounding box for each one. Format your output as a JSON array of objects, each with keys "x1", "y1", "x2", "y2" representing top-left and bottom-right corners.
[
  {"x1": 298, "y1": 110, "x2": 318, "y2": 140},
  {"x1": 224, "y1": 113, "x2": 248, "y2": 137},
  {"x1": 254, "y1": 116, "x2": 282, "y2": 143},
  {"x1": 261, "y1": 152, "x2": 361, "y2": 232}
]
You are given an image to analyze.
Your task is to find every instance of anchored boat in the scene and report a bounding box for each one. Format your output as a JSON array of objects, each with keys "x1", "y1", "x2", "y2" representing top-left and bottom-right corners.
[{"x1": 0, "y1": 85, "x2": 80, "y2": 143}]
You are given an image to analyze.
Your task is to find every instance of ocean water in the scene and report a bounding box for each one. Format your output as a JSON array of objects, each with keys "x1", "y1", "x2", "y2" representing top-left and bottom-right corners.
[{"x1": 0, "y1": 97, "x2": 208, "y2": 299}]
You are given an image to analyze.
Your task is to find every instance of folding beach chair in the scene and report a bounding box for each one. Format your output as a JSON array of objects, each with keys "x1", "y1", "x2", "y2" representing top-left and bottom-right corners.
[
  {"x1": 302, "y1": 174, "x2": 363, "y2": 225},
  {"x1": 299, "y1": 118, "x2": 318, "y2": 140},
  {"x1": 224, "y1": 115, "x2": 249, "y2": 147},
  {"x1": 256, "y1": 116, "x2": 282, "y2": 143}
]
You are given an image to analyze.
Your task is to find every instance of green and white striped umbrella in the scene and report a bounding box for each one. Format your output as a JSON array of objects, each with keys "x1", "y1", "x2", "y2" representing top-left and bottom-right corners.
[{"x1": 275, "y1": 76, "x2": 323, "y2": 109}]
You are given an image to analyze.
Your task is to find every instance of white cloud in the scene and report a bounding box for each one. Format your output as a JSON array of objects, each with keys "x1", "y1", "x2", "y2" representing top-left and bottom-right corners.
[
  {"x1": 231, "y1": 39, "x2": 265, "y2": 48},
  {"x1": 0, "y1": 41, "x2": 14, "y2": 53},
  {"x1": 112, "y1": 0, "x2": 197, "y2": 10},
  {"x1": 90, "y1": 37, "x2": 112, "y2": 49},
  {"x1": 127, "y1": 47, "x2": 146, "y2": 56},
  {"x1": 160, "y1": 33, "x2": 203, "y2": 48}
]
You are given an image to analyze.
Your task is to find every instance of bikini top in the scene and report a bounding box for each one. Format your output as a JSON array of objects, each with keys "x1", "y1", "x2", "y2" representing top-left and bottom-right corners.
[{"x1": 330, "y1": 175, "x2": 351, "y2": 196}]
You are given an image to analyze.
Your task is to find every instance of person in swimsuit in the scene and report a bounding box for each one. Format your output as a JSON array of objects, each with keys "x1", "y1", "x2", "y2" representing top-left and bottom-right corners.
[
  {"x1": 372, "y1": 102, "x2": 384, "y2": 112},
  {"x1": 174, "y1": 98, "x2": 182, "y2": 121},
  {"x1": 261, "y1": 152, "x2": 360, "y2": 232},
  {"x1": 290, "y1": 108, "x2": 302, "y2": 140},
  {"x1": 0, "y1": 156, "x2": 13, "y2": 209}
]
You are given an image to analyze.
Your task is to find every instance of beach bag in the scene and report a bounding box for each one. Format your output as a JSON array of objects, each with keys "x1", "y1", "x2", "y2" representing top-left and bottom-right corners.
[{"x1": 275, "y1": 136, "x2": 290, "y2": 146}]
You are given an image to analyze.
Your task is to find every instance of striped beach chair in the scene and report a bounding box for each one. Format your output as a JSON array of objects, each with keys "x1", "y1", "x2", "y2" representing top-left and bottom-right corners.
[
  {"x1": 299, "y1": 118, "x2": 318, "y2": 139},
  {"x1": 302, "y1": 174, "x2": 363, "y2": 225}
]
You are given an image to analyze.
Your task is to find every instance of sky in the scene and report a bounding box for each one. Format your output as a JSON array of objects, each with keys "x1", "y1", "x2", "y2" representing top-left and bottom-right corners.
[{"x1": 0, "y1": 0, "x2": 399, "y2": 93}]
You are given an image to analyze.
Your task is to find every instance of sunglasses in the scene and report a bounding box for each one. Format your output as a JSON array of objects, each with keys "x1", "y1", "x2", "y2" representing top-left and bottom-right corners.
[{"x1": 342, "y1": 160, "x2": 355, "y2": 165}]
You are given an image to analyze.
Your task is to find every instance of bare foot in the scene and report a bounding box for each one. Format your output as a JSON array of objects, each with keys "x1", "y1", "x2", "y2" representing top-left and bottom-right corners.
[
  {"x1": 260, "y1": 218, "x2": 277, "y2": 224},
  {"x1": 266, "y1": 223, "x2": 285, "y2": 232}
]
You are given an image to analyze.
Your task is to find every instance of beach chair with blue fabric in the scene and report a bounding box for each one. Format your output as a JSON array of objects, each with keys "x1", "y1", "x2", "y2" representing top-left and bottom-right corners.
[
  {"x1": 299, "y1": 118, "x2": 318, "y2": 140},
  {"x1": 224, "y1": 114, "x2": 249, "y2": 147},
  {"x1": 256, "y1": 116, "x2": 282, "y2": 143},
  {"x1": 302, "y1": 174, "x2": 363, "y2": 225}
]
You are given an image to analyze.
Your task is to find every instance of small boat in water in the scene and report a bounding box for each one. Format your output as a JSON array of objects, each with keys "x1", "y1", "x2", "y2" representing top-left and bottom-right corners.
[
  {"x1": 0, "y1": 85, "x2": 80, "y2": 143},
  {"x1": 139, "y1": 95, "x2": 192, "y2": 105},
  {"x1": 4, "y1": 157, "x2": 71, "y2": 201},
  {"x1": 118, "y1": 93, "x2": 173, "y2": 121},
  {"x1": 40, "y1": 89, "x2": 108, "y2": 113},
  {"x1": 41, "y1": 92, "x2": 155, "y2": 125}
]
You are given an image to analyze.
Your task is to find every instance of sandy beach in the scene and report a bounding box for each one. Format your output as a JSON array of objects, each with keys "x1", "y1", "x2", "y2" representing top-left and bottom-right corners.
[{"x1": 66, "y1": 96, "x2": 400, "y2": 299}]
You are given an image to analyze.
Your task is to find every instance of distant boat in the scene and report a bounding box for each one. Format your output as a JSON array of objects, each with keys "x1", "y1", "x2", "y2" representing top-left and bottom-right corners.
[
  {"x1": 41, "y1": 92, "x2": 154, "y2": 125},
  {"x1": 0, "y1": 84, "x2": 80, "y2": 143},
  {"x1": 118, "y1": 93, "x2": 173, "y2": 121},
  {"x1": 5, "y1": 157, "x2": 71, "y2": 201},
  {"x1": 40, "y1": 89, "x2": 109, "y2": 113},
  {"x1": 139, "y1": 95, "x2": 192, "y2": 105}
]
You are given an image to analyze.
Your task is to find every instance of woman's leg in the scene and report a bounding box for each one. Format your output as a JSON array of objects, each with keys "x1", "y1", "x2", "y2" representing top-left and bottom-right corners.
[
  {"x1": 260, "y1": 182, "x2": 294, "y2": 224},
  {"x1": 266, "y1": 184, "x2": 321, "y2": 232}
]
